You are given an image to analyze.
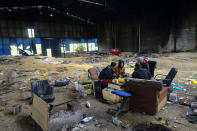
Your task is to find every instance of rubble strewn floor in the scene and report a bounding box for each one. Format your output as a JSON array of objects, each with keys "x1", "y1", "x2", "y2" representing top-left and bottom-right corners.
[{"x1": 0, "y1": 52, "x2": 197, "y2": 131}]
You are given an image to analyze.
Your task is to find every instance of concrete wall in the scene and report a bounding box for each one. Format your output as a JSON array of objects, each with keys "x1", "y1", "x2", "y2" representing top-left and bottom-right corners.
[
  {"x1": 98, "y1": 17, "x2": 139, "y2": 52},
  {"x1": 97, "y1": 21, "x2": 114, "y2": 51},
  {"x1": 98, "y1": 1, "x2": 197, "y2": 52},
  {"x1": 0, "y1": 13, "x2": 96, "y2": 38},
  {"x1": 164, "y1": 2, "x2": 197, "y2": 52}
]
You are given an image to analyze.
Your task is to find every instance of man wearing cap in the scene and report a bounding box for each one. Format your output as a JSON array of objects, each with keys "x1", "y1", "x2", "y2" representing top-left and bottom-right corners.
[{"x1": 137, "y1": 57, "x2": 150, "y2": 73}]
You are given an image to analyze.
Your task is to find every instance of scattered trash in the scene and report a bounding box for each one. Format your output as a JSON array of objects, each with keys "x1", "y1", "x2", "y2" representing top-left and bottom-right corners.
[
  {"x1": 174, "y1": 119, "x2": 197, "y2": 130},
  {"x1": 12, "y1": 104, "x2": 22, "y2": 115},
  {"x1": 82, "y1": 56, "x2": 109, "y2": 63},
  {"x1": 62, "y1": 60, "x2": 71, "y2": 64},
  {"x1": 112, "y1": 116, "x2": 122, "y2": 126},
  {"x1": 179, "y1": 96, "x2": 185, "y2": 100},
  {"x1": 56, "y1": 67, "x2": 68, "y2": 72},
  {"x1": 134, "y1": 123, "x2": 172, "y2": 131},
  {"x1": 185, "y1": 82, "x2": 190, "y2": 86},
  {"x1": 78, "y1": 80, "x2": 92, "y2": 85},
  {"x1": 191, "y1": 79, "x2": 197, "y2": 84},
  {"x1": 43, "y1": 72, "x2": 48, "y2": 77},
  {"x1": 31, "y1": 78, "x2": 39, "y2": 81},
  {"x1": 109, "y1": 48, "x2": 121, "y2": 55},
  {"x1": 193, "y1": 109, "x2": 197, "y2": 115},
  {"x1": 71, "y1": 127, "x2": 80, "y2": 131},
  {"x1": 173, "y1": 85, "x2": 182, "y2": 91},
  {"x1": 49, "y1": 109, "x2": 83, "y2": 131},
  {"x1": 86, "y1": 101, "x2": 91, "y2": 108},
  {"x1": 169, "y1": 93, "x2": 178, "y2": 103},
  {"x1": 83, "y1": 84, "x2": 90, "y2": 88},
  {"x1": 190, "y1": 102, "x2": 197, "y2": 109},
  {"x1": 81, "y1": 90, "x2": 87, "y2": 97},
  {"x1": 118, "y1": 77, "x2": 125, "y2": 83},
  {"x1": 87, "y1": 89, "x2": 93, "y2": 95},
  {"x1": 167, "y1": 101, "x2": 173, "y2": 104},
  {"x1": 19, "y1": 87, "x2": 27, "y2": 90},
  {"x1": 180, "y1": 100, "x2": 189, "y2": 106},
  {"x1": 55, "y1": 77, "x2": 70, "y2": 86},
  {"x1": 189, "y1": 76, "x2": 196, "y2": 79},
  {"x1": 186, "y1": 114, "x2": 197, "y2": 124},
  {"x1": 77, "y1": 123, "x2": 86, "y2": 128},
  {"x1": 112, "y1": 77, "x2": 125, "y2": 84},
  {"x1": 82, "y1": 116, "x2": 94, "y2": 123},
  {"x1": 151, "y1": 118, "x2": 169, "y2": 125},
  {"x1": 74, "y1": 82, "x2": 84, "y2": 91}
]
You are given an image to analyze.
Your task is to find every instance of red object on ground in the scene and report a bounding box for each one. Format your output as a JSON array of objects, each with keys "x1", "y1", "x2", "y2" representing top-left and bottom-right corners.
[
  {"x1": 109, "y1": 48, "x2": 121, "y2": 54},
  {"x1": 101, "y1": 79, "x2": 112, "y2": 83},
  {"x1": 180, "y1": 100, "x2": 188, "y2": 105}
]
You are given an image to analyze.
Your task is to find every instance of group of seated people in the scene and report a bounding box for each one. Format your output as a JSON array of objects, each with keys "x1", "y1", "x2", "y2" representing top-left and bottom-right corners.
[{"x1": 99, "y1": 57, "x2": 151, "y2": 80}]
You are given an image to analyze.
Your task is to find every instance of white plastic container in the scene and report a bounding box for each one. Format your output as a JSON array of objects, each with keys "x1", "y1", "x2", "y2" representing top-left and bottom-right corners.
[{"x1": 169, "y1": 93, "x2": 178, "y2": 103}]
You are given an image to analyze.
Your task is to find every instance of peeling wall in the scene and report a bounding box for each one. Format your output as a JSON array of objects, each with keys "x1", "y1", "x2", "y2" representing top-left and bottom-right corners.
[{"x1": 98, "y1": 1, "x2": 197, "y2": 52}]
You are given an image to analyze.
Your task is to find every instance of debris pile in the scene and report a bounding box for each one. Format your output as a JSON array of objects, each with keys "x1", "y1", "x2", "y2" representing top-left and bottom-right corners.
[
  {"x1": 82, "y1": 56, "x2": 109, "y2": 63},
  {"x1": 49, "y1": 102, "x2": 83, "y2": 131},
  {"x1": 0, "y1": 56, "x2": 22, "y2": 65},
  {"x1": 133, "y1": 123, "x2": 172, "y2": 131}
]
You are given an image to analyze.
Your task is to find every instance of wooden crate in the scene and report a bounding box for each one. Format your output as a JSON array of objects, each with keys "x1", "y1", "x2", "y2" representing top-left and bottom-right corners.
[
  {"x1": 102, "y1": 88, "x2": 122, "y2": 103},
  {"x1": 31, "y1": 94, "x2": 49, "y2": 131}
]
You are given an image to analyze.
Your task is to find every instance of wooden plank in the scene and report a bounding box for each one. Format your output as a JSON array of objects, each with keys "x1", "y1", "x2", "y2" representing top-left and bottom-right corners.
[
  {"x1": 157, "y1": 96, "x2": 167, "y2": 113},
  {"x1": 32, "y1": 94, "x2": 49, "y2": 131}
]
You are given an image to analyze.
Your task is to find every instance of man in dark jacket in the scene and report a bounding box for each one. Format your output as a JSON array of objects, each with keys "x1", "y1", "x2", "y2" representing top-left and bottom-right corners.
[
  {"x1": 137, "y1": 57, "x2": 150, "y2": 73},
  {"x1": 132, "y1": 63, "x2": 151, "y2": 80},
  {"x1": 99, "y1": 62, "x2": 116, "y2": 80}
]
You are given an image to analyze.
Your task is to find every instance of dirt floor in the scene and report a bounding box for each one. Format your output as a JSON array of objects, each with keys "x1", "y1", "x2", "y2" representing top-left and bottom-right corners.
[{"x1": 0, "y1": 52, "x2": 197, "y2": 131}]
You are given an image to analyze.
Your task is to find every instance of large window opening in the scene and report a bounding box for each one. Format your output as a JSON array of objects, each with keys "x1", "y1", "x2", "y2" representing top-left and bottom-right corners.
[{"x1": 27, "y1": 28, "x2": 35, "y2": 38}]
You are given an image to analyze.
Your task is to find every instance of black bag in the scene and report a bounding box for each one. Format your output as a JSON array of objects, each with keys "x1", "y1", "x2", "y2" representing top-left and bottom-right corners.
[{"x1": 55, "y1": 78, "x2": 70, "y2": 86}]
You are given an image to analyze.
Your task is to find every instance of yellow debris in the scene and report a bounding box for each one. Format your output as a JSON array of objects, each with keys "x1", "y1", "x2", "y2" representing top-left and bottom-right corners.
[
  {"x1": 84, "y1": 84, "x2": 90, "y2": 88},
  {"x1": 151, "y1": 120, "x2": 169, "y2": 125},
  {"x1": 87, "y1": 89, "x2": 93, "y2": 95},
  {"x1": 118, "y1": 77, "x2": 125, "y2": 83},
  {"x1": 192, "y1": 79, "x2": 197, "y2": 84},
  {"x1": 112, "y1": 78, "x2": 125, "y2": 84},
  {"x1": 43, "y1": 72, "x2": 48, "y2": 77}
]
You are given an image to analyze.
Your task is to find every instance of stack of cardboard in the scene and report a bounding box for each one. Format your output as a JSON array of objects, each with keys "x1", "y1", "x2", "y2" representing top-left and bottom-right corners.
[{"x1": 102, "y1": 83, "x2": 123, "y2": 103}]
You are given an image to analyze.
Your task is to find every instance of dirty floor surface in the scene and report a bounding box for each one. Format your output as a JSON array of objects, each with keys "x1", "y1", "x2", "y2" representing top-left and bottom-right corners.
[{"x1": 0, "y1": 52, "x2": 197, "y2": 131}]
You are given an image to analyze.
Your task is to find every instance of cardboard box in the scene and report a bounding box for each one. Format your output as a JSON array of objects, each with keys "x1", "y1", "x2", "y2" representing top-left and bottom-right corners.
[
  {"x1": 108, "y1": 83, "x2": 122, "y2": 90},
  {"x1": 102, "y1": 88, "x2": 122, "y2": 103}
]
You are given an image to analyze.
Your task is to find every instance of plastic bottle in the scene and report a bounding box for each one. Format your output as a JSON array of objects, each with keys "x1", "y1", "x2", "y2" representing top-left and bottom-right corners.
[
  {"x1": 190, "y1": 102, "x2": 197, "y2": 109},
  {"x1": 74, "y1": 82, "x2": 79, "y2": 90}
]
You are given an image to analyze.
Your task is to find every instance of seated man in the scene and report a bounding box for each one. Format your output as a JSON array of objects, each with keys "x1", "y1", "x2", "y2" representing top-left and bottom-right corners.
[
  {"x1": 137, "y1": 57, "x2": 150, "y2": 72},
  {"x1": 132, "y1": 63, "x2": 151, "y2": 80},
  {"x1": 99, "y1": 62, "x2": 116, "y2": 80},
  {"x1": 114, "y1": 59, "x2": 125, "y2": 77}
]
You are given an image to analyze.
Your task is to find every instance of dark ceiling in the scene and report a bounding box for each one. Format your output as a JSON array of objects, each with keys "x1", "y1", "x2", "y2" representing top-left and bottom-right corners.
[
  {"x1": 0, "y1": 0, "x2": 111, "y2": 20},
  {"x1": 0, "y1": 0, "x2": 191, "y2": 23}
]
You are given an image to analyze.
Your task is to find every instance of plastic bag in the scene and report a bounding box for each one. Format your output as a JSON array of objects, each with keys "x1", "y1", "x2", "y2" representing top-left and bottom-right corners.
[{"x1": 55, "y1": 78, "x2": 70, "y2": 86}]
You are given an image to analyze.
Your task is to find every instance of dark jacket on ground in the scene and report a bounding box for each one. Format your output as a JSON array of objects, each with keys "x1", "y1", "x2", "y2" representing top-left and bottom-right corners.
[
  {"x1": 132, "y1": 68, "x2": 151, "y2": 80},
  {"x1": 99, "y1": 66, "x2": 114, "y2": 80}
]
